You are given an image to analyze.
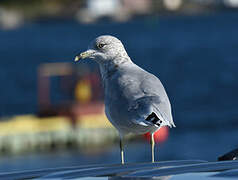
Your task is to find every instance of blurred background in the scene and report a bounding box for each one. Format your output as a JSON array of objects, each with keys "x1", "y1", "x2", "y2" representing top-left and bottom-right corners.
[{"x1": 0, "y1": 0, "x2": 237, "y2": 173}]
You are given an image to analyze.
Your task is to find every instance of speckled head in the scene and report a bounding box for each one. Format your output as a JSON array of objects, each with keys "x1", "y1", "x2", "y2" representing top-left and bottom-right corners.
[{"x1": 74, "y1": 35, "x2": 130, "y2": 65}]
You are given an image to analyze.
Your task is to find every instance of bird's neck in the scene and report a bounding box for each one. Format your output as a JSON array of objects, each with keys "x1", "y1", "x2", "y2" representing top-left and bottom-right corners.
[{"x1": 99, "y1": 57, "x2": 132, "y2": 84}]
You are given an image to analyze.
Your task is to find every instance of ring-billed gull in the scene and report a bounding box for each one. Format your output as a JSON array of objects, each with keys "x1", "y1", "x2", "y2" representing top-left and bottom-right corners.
[{"x1": 74, "y1": 35, "x2": 175, "y2": 164}]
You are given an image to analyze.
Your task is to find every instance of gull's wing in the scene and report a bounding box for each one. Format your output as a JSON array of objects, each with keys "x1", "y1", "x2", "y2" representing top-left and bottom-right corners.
[
  {"x1": 128, "y1": 66, "x2": 175, "y2": 128},
  {"x1": 104, "y1": 63, "x2": 175, "y2": 134}
]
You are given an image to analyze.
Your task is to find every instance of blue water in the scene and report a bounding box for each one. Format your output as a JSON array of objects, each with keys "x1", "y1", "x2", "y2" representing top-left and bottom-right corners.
[
  {"x1": 0, "y1": 12, "x2": 238, "y2": 128},
  {"x1": 0, "y1": 12, "x2": 238, "y2": 172},
  {"x1": 0, "y1": 128, "x2": 237, "y2": 173}
]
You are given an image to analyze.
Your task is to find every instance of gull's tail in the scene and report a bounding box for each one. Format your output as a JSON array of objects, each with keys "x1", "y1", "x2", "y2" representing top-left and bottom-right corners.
[{"x1": 130, "y1": 96, "x2": 175, "y2": 128}]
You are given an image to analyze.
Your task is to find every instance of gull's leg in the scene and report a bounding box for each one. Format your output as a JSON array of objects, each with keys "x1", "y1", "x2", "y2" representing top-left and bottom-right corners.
[
  {"x1": 150, "y1": 133, "x2": 155, "y2": 163},
  {"x1": 120, "y1": 136, "x2": 125, "y2": 164}
]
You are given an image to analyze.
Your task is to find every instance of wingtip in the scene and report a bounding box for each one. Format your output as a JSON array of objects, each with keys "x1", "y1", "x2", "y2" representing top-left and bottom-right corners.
[
  {"x1": 171, "y1": 122, "x2": 176, "y2": 128},
  {"x1": 168, "y1": 122, "x2": 176, "y2": 128}
]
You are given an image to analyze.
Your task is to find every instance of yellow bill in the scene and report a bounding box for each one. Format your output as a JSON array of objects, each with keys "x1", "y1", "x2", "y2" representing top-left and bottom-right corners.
[{"x1": 74, "y1": 51, "x2": 93, "y2": 62}]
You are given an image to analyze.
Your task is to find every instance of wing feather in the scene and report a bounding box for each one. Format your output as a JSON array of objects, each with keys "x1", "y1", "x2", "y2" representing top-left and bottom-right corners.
[{"x1": 130, "y1": 70, "x2": 175, "y2": 128}]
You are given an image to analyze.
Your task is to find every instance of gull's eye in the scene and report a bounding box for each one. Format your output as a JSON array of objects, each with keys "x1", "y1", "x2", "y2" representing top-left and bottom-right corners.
[{"x1": 97, "y1": 43, "x2": 106, "y2": 49}]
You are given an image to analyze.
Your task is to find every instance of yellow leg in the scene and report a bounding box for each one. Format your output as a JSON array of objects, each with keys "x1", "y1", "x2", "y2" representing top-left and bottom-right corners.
[
  {"x1": 151, "y1": 133, "x2": 155, "y2": 163},
  {"x1": 120, "y1": 137, "x2": 125, "y2": 164}
]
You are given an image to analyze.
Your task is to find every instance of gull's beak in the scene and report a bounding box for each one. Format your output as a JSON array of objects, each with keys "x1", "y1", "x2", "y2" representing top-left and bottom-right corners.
[{"x1": 74, "y1": 50, "x2": 93, "y2": 62}]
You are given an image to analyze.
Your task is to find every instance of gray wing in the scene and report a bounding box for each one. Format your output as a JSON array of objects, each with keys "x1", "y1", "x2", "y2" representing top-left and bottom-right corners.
[
  {"x1": 128, "y1": 67, "x2": 175, "y2": 128},
  {"x1": 104, "y1": 63, "x2": 175, "y2": 133}
]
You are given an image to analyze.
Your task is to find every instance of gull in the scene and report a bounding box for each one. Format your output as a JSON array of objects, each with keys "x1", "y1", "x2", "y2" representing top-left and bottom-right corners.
[{"x1": 74, "y1": 35, "x2": 175, "y2": 164}]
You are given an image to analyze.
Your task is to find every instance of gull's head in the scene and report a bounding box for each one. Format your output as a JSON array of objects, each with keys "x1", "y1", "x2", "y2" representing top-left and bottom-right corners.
[{"x1": 74, "y1": 35, "x2": 129, "y2": 65}]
